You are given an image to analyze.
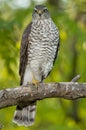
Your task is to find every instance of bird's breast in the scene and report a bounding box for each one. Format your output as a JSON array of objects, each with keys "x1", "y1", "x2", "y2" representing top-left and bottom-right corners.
[{"x1": 27, "y1": 19, "x2": 59, "y2": 65}]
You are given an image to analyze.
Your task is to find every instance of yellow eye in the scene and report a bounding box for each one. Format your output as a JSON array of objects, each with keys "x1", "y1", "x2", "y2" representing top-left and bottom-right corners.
[
  {"x1": 34, "y1": 9, "x2": 38, "y2": 13},
  {"x1": 43, "y1": 8, "x2": 48, "y2": 13}
]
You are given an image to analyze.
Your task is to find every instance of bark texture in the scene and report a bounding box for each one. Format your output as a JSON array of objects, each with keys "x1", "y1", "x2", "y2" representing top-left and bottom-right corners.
[{"x1": 0, "y1": 82, "x2": 86, "y2": 109}]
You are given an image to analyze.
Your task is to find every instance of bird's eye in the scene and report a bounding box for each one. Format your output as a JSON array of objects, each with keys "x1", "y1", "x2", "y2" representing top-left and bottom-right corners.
[
  {"x1": 34, "y1": 9, "x2": 38, "y2": 13},
  {"x1": 43, "y1": 8, "x2": 48, "y2": 13}
]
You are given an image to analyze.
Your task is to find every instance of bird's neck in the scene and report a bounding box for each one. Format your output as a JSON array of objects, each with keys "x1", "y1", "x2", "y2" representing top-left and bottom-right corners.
[{"x1": 32, "y1": 18, "x2": 52, "y2": 24}]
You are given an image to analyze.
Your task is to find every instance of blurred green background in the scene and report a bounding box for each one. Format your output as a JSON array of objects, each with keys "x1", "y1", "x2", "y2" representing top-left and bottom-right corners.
[{"x1": 0, "y1": 0, "x2": 86, "y2": 130}]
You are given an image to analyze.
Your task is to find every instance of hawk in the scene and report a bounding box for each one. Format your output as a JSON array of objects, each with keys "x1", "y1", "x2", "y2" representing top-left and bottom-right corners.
[{"x1": 13, "y1": 5, "x2": 60, "y2": 127}]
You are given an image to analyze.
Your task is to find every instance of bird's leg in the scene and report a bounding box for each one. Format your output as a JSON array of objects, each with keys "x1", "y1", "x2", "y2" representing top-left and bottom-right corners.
[
  {"x1": 32, "y1": 79, "x2": 39, "y2": 88},
  {"x1": 27, "y1": 71, "x2": 40, "y2": 88},
  {"x1": 27, "y1": 80, "x2": 39, "y2": 89},
  {"x1": 32, "y1": 72, "x2": 40, "y2": 88}
]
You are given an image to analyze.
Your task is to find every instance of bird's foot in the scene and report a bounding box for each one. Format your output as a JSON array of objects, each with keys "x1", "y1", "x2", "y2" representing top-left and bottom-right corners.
[
  {"x1": 27, "y1": 80, "x2": 39, "y2": 90},
  {"x1": 32, "y1": 79, "x2": 40, "y2": 89}
]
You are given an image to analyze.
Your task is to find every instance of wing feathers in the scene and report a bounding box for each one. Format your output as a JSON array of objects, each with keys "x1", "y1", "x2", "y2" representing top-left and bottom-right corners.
[{"x1": 19, "y1": 23, "x2": 32, "y2": 85}]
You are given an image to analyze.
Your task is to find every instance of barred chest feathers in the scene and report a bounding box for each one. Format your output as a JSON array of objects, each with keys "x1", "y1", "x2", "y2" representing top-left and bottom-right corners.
[{"x1": 23, "y1": 18, "x2": 59, "y2": 84}]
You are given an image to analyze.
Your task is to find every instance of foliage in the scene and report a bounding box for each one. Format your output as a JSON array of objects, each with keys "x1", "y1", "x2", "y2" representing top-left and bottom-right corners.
[{"x1": 0, "y1": 0, "x2": 86, "y2": 130}]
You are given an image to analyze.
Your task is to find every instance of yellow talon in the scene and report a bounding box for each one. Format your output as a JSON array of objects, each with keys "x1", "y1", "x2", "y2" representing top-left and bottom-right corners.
[
  {"x1": 32, "y1": 79, "x2": 39, "y2": 88},
  {"x1": 32, "y1": 72, "x2": 40, "y2": 88}
]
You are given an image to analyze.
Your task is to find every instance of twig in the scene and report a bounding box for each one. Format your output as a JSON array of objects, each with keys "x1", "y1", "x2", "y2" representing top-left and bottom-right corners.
[{"x1": 71, "y1": 75, "x2": 80, "y2": 82}]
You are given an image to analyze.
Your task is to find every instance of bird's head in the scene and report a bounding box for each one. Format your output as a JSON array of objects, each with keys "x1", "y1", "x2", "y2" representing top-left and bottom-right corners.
[{"x1": 32, "y1": 5, "x2": 50, "y2": 20}]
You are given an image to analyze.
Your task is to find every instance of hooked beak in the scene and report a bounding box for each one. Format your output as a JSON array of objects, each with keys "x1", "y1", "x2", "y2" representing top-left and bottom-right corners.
[{"x1": 37, "y1": 10, "x2": 42, "y2": 16}]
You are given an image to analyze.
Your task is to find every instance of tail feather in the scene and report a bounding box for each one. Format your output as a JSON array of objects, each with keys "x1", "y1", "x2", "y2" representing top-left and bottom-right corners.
[{"x1": 13, "y1": 103, "x2": 36, "y2": 127}]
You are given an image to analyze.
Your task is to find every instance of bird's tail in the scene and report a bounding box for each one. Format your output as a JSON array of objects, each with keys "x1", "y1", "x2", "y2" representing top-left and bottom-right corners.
[{"x1": 12, "y1": 102, "x2": 36, "y2": 127}]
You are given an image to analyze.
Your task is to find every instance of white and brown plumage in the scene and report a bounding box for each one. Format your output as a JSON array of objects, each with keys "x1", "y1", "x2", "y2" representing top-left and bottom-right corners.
[{"x1": 13, "y1": 5, "x2": 60, "y2": 127}]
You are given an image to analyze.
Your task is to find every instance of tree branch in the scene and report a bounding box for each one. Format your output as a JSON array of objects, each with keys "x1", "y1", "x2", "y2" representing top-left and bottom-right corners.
[{"x1": 0, "y1": 81, "x2": 86, "y2": 109}]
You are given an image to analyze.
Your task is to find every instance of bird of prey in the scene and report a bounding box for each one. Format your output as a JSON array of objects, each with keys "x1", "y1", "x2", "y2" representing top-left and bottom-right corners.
[{"x1": 13, "y1": 5, "x2": 60, "y2": 127}]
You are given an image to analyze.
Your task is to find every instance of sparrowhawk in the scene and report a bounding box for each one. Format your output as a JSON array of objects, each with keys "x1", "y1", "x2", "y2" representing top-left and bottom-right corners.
[{"x1": 13, "y1": 5, "x2": 60, "y2": 127}]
